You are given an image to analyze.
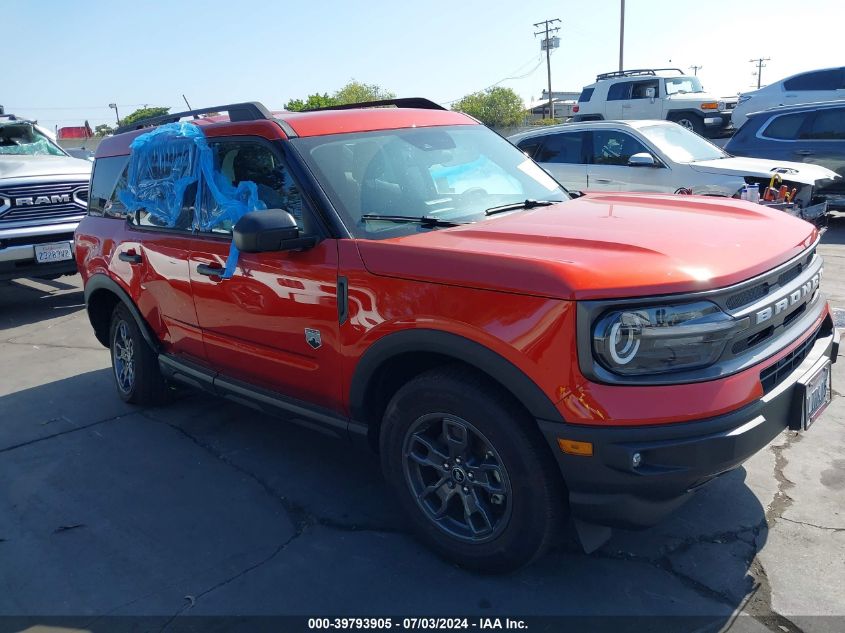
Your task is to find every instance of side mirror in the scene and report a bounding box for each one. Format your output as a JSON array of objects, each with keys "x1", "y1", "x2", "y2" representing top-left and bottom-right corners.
[
  {"x1": 233, "y1": 209, "x2": 317, "y2": 253},
  {"x1": 628, "y1": 152, "x2": 657, "y2": 167},
  {"x1": 645, "y1": 87, "x2": 656, "y2": 102}
]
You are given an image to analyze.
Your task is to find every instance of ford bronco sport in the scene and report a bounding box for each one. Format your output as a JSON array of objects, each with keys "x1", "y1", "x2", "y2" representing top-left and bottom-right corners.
[
  {"x1": 75, "y1": 100, "x2": 838, "y2": 572},
  {"x1": 1, "y1": 114, "x2": 91, "y2": 281},
  {"x1": 572, "y1": 68, "x2": 738, "y2": 137}
]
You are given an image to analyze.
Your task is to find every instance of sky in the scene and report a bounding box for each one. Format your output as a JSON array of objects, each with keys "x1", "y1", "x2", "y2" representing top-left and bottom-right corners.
[{"x1": 5, "y1": 0, "x2": 843, "y2": 130}]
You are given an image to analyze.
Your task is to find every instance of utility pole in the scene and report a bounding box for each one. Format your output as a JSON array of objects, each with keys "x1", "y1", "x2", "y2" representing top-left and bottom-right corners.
[
  {"x1": 534, "y1": 18, "x2": 561, "y2": 119},
  {"x1": 690, "y1": 65, "x2": 703, "y2": 76},
  {"x1": 619, "y1": 0, "x2": 625, "y2": 71},
  {"x1": 749, "y1": 57, "x2": 771, "y2": 89}
]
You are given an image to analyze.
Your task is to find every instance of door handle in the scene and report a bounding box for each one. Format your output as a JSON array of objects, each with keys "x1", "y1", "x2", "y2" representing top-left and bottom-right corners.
[
  {"x1": 118, "y1": 250, "x2": 142, "y2": 264},
  {"x1": 196, "y1": 263, "x2": 223, "y2": 277},
  {"x1": 593, "y1": 178, "x2": 613, "y2": 184},
  {"x1": 794, "y1": 150, "x2": 814, "y2": 156}
]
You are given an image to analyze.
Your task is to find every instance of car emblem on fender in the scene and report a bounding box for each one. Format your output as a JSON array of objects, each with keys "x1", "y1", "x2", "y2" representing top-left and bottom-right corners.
[{"x1": 305, "y1": 328, "x2": 322, "y2": 349}]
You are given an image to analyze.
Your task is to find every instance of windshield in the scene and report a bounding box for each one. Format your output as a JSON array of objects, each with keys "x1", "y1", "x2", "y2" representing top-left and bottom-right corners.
[
  {"x1": 291, "y1": 125, "x2": 569, "y2": 238},
  {"x1": 639, "y1": 123, "x2": 727, "y2": 163},
  {"x1": 665, "y1": 76, "x2": 705, "y2": 95},
  {"x1": 0, "y1": 122, "x2": 67, "y2": 156}
]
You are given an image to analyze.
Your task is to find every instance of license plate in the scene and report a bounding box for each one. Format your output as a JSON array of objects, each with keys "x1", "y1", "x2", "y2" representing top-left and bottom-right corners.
[
  {"x1": 803, "y1": 361, "x2": 832, "y2": 430},
  {"x1": 34, "y1": 242, "x2": 73, "y2": 264}
]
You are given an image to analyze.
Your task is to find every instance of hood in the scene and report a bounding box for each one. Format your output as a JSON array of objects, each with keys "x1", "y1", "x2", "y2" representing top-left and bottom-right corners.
[
  {"x1": 0, "y1": 155, "x2": 92, "y2": 180},
  {"x1": 665, "y1": 92, "x2": 723, "y2": 104},
  {"x1": 689, "y1": 156, "x2": 839, "y2": 185},
  {"x1": 356, "y1": 193, "x2": 817, "y2": 301}
]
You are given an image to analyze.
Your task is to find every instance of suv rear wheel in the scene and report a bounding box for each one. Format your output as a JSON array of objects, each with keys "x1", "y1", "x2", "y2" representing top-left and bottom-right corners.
[
  {"x1": 109, "y1": 303, "x2": 168, "y2": 404},
  {"x1": 380, "y1": 366, "x2": 565, "y2": 572},
  {"x1": 670, "y1": 113, "x2": 705, "y2": 135}
]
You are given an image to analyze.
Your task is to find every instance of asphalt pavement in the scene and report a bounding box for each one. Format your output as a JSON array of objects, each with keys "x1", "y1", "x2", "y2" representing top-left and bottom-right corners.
[{"x1": 0, "y1": 218, "x2": 843, "y2": 633}]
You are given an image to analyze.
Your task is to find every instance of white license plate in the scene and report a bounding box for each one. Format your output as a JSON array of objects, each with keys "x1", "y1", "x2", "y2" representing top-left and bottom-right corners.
[
  {"x1": 34, "y1": 242, "x2": 73, "y2": 264},
  {"x1": 804, "y1": 361, "x2": 832, "y2": 430}
]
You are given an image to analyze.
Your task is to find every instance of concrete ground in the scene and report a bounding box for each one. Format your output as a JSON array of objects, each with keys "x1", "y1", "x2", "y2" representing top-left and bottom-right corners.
[{"x1": 1, "y1": 219, "x2": 844, "y2": 633}]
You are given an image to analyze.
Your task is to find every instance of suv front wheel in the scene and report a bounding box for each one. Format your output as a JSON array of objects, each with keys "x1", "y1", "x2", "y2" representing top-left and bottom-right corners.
[
  {"x1": 380, "y1": 366, "x2": 565, "y2": 572},
  {"x1": 109, "y1": 303, "x2": 168, "y2": 405},
  {"x1": 670, "y1": 113, "x2": 705, "y2": 135}
]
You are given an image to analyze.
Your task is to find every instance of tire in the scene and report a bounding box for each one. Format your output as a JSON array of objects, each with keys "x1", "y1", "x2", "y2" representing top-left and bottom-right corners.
[
  {"x1": 109, "y1": 302, "x2": 168, "y2": 405},
  {"x1": 670, "y1": 113, "x2": 705, "y2": 136},
  {"x1": 380, "y1": 366, "x2": 566, "y2": 573}
]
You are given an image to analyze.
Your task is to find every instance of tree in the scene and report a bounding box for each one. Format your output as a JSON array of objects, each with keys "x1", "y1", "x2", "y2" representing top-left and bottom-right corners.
[
  {"x1": 284, "y1": 81, "x2": 395, "y2": 112},
  {"x1": 93, "y1": 123, "x2": 114, "y2": 137},
  {"x1": 284, "y1": 93, "x2": 336, "y2": 112},
  {"x1": 118, "y1": 106, "x2": 170, "y2": 128},
  {"x1": 452, "y1": 87, "x2": 526, "y2": 129},
  {"x1": 333, "y1": 80, "x2": 395, "y2": 105}
]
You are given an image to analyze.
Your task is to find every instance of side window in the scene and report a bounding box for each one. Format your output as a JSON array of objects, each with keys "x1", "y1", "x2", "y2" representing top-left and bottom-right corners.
[
  {"x1": 607, "y1": 82, "x2": 632, "y2": 101},
  {"x1": 801, "y1": 109, "x2": 845, "y2": 140},
  {"x1": 89, "y1": 155, "x2": 129, "y2": 218},
  {"x1": 630, "y1": 80, "x2": 659, "y2": 99},
  {"x1": 578, "y1": 88, "x2": 594, "y2": 102},
  {"x1": 589, "y1": 130, "x2": 650, "y2": 166},
  {"x1": 534, "y1": 133, "x2": 584, "y2": 164},
  {"x1": 201, "y1": 141, "x2": 305, "y2": 235},
  {"x1": 762, "y1": 113, "x2": 810, "y2": 140},
  {"x1": 516, "y1": 138, "x2": 542, "y2": 159},
  {"x1": 783, "y1": 69, "x2": 842, "y2": 91}
]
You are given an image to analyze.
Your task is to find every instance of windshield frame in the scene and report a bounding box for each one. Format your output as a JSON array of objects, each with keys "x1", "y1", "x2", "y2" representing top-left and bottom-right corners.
[
  {"x1": 289, "y1": 124, "x2": 570, "y2": 240},
  {"x1": 637, "y1": 123, "x2": 728, "y2": 164}
]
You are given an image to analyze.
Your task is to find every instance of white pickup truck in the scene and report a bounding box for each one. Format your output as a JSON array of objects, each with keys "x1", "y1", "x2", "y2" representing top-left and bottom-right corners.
[{"x1": 0, "y1": 115, "x2": 91, "y2": 281}]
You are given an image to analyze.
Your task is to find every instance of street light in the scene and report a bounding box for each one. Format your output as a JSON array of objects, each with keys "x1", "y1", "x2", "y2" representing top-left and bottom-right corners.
[{"x1": 108, "y1": 103, "x2": 120, "y2": 126}]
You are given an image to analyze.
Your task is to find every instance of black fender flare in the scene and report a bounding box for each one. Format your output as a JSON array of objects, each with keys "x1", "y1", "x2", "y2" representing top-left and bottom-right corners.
[
  {"x1": 84, "y1": 273, "x2": 161, "y2": 352},
  {"x1": 349, "y1": 328, "x2": 565, "y2": 425}
]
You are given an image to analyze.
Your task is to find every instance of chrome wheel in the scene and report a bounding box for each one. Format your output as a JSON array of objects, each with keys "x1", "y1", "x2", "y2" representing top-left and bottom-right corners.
[
  {"x1": 112, "y1": 320, "x2": 135, "y2": 394},
  {"x1": 402, "y1": 413, "x2": 512, "y2": 543}
]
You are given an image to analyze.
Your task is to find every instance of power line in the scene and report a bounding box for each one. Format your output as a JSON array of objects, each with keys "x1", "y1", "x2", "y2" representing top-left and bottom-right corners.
[
  {"x1": 749, "y1": 57, "x2": 771, "y2": 89},
  {"x1": 4, "y1": 103, "x2": 150, "y2": 111},
  {"x1": 690, "y1": 65, "x2": 703, "y2": 76},
  {"x1": 441, "y1": 52, "x2": 545, "y2": 105},
  {"x1": 534, "y1": 18, "x2": 561, "y2": 119}
]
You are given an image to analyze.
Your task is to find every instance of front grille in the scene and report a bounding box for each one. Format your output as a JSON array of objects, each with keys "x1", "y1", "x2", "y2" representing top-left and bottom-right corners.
[
  {"x1": 725, "y1": 248, "x2": 815, "y2": 312},
  {"x1": 0, "y1": 181, "x2": 88, "y2": 224},
  {"x1": 760, "y1": 324, "x2": 822, "y2": 393}
]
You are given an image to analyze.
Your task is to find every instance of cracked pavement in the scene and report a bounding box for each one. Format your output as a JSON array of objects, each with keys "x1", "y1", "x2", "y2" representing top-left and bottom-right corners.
[{"x1": 1, "y1": 220, "x2": 844, "y2": 632}]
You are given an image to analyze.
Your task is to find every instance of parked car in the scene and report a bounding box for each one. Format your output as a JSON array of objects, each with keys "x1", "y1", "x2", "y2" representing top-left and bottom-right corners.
[
  {"x1": 509, "y1": 120, "x2": 839, "y2": 221},
  {"x1": 570, "y1": 68, "x2": 737, "y2": 137},
  {"x1": 76, "y1": 100, "x2": 836, "y2": 572},
  {"x1": 731, "y1": 66, "x2": 845, "y2": 130},
  {"x1": 725, "y1": 101, "x2": 845, "y2": 209},
  {"x1": 0, "y1": 114, "x2": 92, "y2": 281}
]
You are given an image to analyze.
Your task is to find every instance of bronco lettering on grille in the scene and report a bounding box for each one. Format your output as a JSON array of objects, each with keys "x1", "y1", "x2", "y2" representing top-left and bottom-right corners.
[{"x1": 755, "y1": 271, "x2": 821, "y2": 325}]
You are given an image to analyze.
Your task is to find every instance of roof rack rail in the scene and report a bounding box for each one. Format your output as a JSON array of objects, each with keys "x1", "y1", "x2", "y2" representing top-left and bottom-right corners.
[
  {"x1": 115, "y1": 102, "x2": 273, "y2": 135},
  {"x1": 305, "y1": 97, "x2": 446, "y2": 112},
  {"x1": 595, "y1": 68, "x2": 685, "y2": 81}
]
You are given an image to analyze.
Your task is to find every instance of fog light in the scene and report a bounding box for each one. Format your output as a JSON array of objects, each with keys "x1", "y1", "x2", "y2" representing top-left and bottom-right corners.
[
  {"x1": 558, "y1": 438, "x2": 593, "y2": 457},
  {"x1": 632, "y1": 452, "x2": 642, "y2": 468}
]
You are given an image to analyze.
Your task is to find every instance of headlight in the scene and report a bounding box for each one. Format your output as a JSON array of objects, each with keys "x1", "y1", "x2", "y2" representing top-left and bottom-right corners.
[{"x1": 592, "y1": 301, "x2": 747, "y2": 376}]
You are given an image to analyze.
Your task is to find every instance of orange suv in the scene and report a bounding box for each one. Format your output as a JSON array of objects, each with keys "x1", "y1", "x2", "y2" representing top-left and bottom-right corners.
[{"x1": 75, "y1": 100, "x2": 837, "y2": 571}]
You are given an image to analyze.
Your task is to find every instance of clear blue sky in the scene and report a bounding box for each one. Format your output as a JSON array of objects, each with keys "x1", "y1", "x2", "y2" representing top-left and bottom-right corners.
[{"x1": 5, "y1": 0, "x2": 842, "y2": 129}]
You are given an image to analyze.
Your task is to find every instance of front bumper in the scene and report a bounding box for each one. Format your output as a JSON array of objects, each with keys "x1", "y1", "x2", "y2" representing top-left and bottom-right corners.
[
  {"x1": 0, "y1": 223, "x2": 78, "y2": 281},
  {"x1": 538, "y1": 317, "x2": 838, "y2": 530}
]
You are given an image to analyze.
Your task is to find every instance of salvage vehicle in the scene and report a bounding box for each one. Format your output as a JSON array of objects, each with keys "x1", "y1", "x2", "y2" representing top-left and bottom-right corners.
[
  {"x1": 731, "y1": 66, "x2": 845, "y2": 130},
  {"x1": 570, "y1": 68, "x2": 737, "y2": 137},
  {"x1": 0, "y1": 114, "x2": 92, "y2": 281},
  {"x1": 725, "y1": 101, "x2": 845, "y2": 209},
  {"x1": 76, "y1": 100, "x2": 837, "y2": 572},
  {"x1": 510, "y1": 120, "x2": 839, "y2": 221}
]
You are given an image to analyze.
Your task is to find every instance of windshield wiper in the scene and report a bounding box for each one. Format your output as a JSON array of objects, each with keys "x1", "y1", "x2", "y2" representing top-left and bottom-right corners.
[
  {"x1": 484, "y1": 199, "x2": 560, "y2": 216},
  {"x1": 360, "y1": 214, "x2": 468, "y2": 228}
]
